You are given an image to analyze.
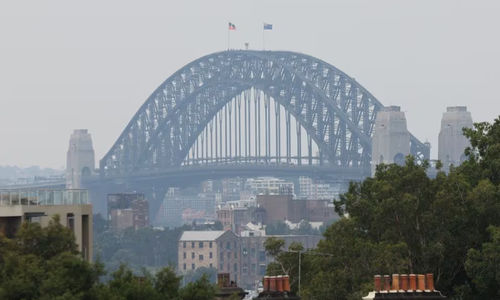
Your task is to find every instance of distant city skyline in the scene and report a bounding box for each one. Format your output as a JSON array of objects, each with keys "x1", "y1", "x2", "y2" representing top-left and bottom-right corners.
[{"x1": 1, "y1": 0, "x2": 499, "y2": 168}]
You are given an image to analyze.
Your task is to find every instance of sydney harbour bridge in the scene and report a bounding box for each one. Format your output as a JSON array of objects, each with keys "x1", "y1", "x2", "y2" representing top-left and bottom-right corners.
[{"x1": 9, "y1": 50, "x2": 431, "y2": 214}]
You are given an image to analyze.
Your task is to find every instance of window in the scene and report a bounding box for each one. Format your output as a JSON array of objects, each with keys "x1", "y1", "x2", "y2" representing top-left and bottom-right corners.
[
  {"x1": 242, "y1": 248, "x2": 248, "y2": 256},
  {"x1": 251, "y1": 248, "x2": 256, "y2": 257},
  {"x1": 191, "y1": 252, "x2": 195, "y2": 259},
  {"x1": 209, "y1": 252, "x2": 213, "y2": 259},
  {"x1": 234, "y1": 241, "x2": 237, "y2": 249},
  {"x1": 191, "y1": 242, "x2": 195, "y2": 248},
  {"x1": 183, "y1": 252, "x2": 186, "y2": 259},
  {"x1": 234, "y1": 252, "x2": 237, "y2": 259},
  {"x1": 220, "y1": 252, "x2": 224, "y2": 261},
  {"x1": 209, "y1": 241, "x2": 213, "y2": 248},
  {"x1": 243, "y1": 264, "x2": 248, "y2": 274},
  {"x1": 209, "y1": 263, "x2": 213, "y2": 268},
  {"x1": 234, "y1": 263, "x2": 238, "y2": 272},
  {"x1": 251, "y1": 264, "x2": 256, "y2": 275},
  {"x1": 220, "y1": 263, "x2": 224, "y2": 271},
  {"x1": 227, "y1": 252, "x2": 231, "y2": 259},
  {"x1": 259, "y1": 250, "x2": 266, "y2": 262},
  {"x1": 199, "y1": 254, "x2": 204, "y2": 261},
  {"x1": 183, "y1": 242, "x2": 186, "y2": 248},
  {"x1": 192, "y1": 264, "x2": 195, "y2": 270},
  {"x1": 259, "y1": 264, "x2": 266, "y2": 275},
  {"x1": 226, "y1": 242, "x2": 231, "y2": 250},
  {"x1": 199, "y1": 241, "x2": 203, "y2": 248},
  {"x1": 183, "y1": 263, "x2": 186, "y2": 270}
]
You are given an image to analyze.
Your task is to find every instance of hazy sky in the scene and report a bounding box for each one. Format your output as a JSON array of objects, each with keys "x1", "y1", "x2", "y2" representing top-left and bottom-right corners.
[{"x1": 1, "y1": 0, "x2": 499, "y2": 169}]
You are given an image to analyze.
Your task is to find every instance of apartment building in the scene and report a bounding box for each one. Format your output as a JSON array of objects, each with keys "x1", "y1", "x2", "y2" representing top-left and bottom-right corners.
[
  {"x1": 178, "y1": 230, "x2": 240, "y2": 283},
  {"x1": 0, "y1": 189, "x2": 93, "y2": 262}
]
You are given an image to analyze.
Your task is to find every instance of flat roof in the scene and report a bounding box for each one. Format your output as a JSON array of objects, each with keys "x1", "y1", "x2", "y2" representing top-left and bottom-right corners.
[{"x1": 179, "y1": 231, "x2": 225, "y2": 241}]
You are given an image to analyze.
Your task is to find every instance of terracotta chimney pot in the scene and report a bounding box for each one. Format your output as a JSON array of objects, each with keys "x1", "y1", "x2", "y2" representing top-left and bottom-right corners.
[
  {"x1": 426, "y1": 273, "x2": 434, "y2": 291},
  {"x1": 374, "y1": 275, "x2": 382, "y2": 292},
  {"x1": 263, "y1": 276, "x2": 270, "y2": 291},
  {"x1": 400, "y1": 274, "x2": 409, "y2": 291},
  {"x1": 409, "y1": 274, "x2": 417, "y2": 291},
  {"x1": 417, "y1": 274, "x2": 426, "y2": 291},
  {"x1": 276, "y1": 275, "x2": 284, "y2": 292},
  {"x1": 283, "y1": 275, "x2": 291, "y2": 292},
  {"x1": 270, "y1": 276, "x2": 277, "y2": 291},
  {"x1": 391, "y1": 274, "x2": 399, "y2": 290},
  {"x1": 383, "y1": 275, "x2": 391, "y2": 291}
]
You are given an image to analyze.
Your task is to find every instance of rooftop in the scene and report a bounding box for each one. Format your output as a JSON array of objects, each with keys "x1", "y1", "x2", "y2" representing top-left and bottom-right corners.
[
  {"x1": 0, "y1": 189, "x2": 89, "y2": 206},
  {"x1": 179, "y1": 230, "x2": 226, "y2": 241}
]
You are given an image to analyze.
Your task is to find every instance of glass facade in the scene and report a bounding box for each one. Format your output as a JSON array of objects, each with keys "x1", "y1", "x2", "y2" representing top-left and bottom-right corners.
[{"x1": 0, "y1": 189, "x2": 89, "y2": 206}]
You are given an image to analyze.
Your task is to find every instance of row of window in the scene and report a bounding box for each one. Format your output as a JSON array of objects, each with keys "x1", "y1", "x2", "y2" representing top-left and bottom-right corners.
[
  {"x1": 183, "y1": 263, "x2": 213, "y2": 270},
  {"x1": 183, "y1": 252, "x2": 213, "y2": 260},
  {"x1": 182, "y1": 240, "x2": 239, "y2": 250},
  {"x1": 219, "y1": 263, "x2": 238, "y2": 272},
  {"x1": 183, "y1": 241, "x2": 213, "y2": 249}
]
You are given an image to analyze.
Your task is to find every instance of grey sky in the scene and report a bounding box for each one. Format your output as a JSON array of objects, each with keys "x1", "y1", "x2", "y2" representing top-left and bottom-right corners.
[{"x1": 1, "y1": 0, "x2": 499, "y2": 169}]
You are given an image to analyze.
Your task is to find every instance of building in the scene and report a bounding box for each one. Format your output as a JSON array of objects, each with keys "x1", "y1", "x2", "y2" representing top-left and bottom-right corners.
[
  {"x1": 107, "y1": 193, "x2": 149, "y2": 230},
  {"x1": 257, "y1": 194, "x2": 336, "y2": 224},
  {"x1": 177, "y1": 229, "x2": 322, "y2": 291},
  {"x1": 178, "y1": 230, "x2": 240, "y2": 283},
  {"x1": 0, "y1": 189, "x2": 93, "y2": 262},
  {"x1": 246, "y1": 177, "x2": 294, "y2": 195},
  {"x1": 217, "y1": 206, "x2": 254, "y2": 234},
  {"x1": 159, "y1": 187, "x2": 216, "y2": 227},
  {"x1": 298, "y1": 177, "x2": 337, "y2": 200}
]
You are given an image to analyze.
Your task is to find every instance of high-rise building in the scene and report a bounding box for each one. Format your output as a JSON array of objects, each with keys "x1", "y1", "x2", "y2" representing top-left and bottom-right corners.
[
  {"x1": 66, "y1": 129, "x2": 95, "y2": 189},
  {"x1": 0, "y1": 189, "x2": 93, "y2": 262},
  {"x1": 438, "y1": 106, "x2": 473, "y2": 170}
]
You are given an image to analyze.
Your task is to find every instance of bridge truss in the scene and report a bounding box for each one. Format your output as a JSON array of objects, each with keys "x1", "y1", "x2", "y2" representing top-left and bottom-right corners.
[{"x1": 100, "y1": 50, "x2": 429, "y2": 180}]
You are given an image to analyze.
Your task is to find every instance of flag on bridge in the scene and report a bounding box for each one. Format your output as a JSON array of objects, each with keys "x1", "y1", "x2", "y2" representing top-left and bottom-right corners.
[
  {"x1": 228, "y1": 22, "x2": 236, "y2": 30},
  {"x1": 263, "y1": 23, "x2": 273, "y2": 30}
]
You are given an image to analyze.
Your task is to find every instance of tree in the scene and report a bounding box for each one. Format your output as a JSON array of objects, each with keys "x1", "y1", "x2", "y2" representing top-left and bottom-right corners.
[
  {"x1": 465, "y1": 226, "x2": 500, "y2": 299},
  {"x1": 178, "y1": 274, "x2": 216, "y2": 300}
]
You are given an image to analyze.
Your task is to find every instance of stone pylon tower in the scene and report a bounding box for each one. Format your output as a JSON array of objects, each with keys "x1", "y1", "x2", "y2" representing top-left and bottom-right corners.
[
  {"x1": 66, "y1": 129, "x2": 95, "y2": 189},
  {"x1": 371, "y1": 106, "x2": 410, "y2": 176},
  {"x1": 438, "y1": 106, "x2": 473, "y2": 170}
]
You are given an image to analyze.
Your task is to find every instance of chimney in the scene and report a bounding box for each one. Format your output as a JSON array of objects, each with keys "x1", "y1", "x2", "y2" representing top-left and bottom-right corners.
[
  {"x1": 283, "y1": 275, "x2": 290, "y2": 292},
  {"x1": 276, "y1": 276, "x2": 283, "y2": 292},
  {"x1": 409, "y1": 274, "x2": 417, "y2": 291},
  {"x1": 270, "y1": 276, "x2": 277, "y2": 291},
  {"x1": 383, "y1": 275, "x2": 391, "y2": 291},
  {"x1": 263, "y1": 276, "x2": 270, "y2": 291},
  {"x1": 391, "y1": 274, "x2": 400, "y2": 291},
  {"x1": 417, "y1": 274, "x2": 426, "y2": 291},
  {"x1": 426, "y1": 273, "x2": 435, "y2": 291},
  {"x1": 400, "y1": 274, "x2": 409, "y2": 291},
  {"x1": 374, "y1": 275, "x2": 382, "y2": 292}
]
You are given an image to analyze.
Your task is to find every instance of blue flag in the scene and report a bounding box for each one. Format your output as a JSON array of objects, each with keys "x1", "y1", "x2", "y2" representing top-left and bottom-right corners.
[{"x1": 264, "y1": 23, "x2": 273, "y2": 30}]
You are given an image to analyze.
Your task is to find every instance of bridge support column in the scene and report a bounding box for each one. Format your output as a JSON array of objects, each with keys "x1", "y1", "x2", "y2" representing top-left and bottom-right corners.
[{"x1": 371, "y1": 106, "x2": 410, "y2": 176}]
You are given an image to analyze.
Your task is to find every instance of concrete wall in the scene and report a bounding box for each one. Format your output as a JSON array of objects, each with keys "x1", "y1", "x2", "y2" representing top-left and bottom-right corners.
[
  {"x1": 438, "y1": 106, "x2": 473, "y2": 170},
  {"x1": 371, "y1": 106, "x2": 410, "y2": 176},
  {"x1": 0, "y1": 204, "x2": 93, "y2": 261},
  {"x1": 66, "y1": 129, "x2": 95, "y2": 189}
]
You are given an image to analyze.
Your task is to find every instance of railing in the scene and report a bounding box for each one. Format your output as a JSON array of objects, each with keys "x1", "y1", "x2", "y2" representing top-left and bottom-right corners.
[{"x1": 0, "y1": 189, "x2": 89, "y2": 206}]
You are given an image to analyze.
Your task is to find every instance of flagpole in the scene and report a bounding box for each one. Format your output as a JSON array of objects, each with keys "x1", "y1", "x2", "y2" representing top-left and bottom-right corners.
[
  {"x1": 262, "y1": 26, "x2": 265, "y2": 50},
  {"x1": 227, "y1": 25, "x2": 230, "y2": 50}
]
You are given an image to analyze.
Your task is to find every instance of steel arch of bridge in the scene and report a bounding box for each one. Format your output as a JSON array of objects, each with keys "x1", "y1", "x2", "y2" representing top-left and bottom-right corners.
[{"x1": 100, "y1": 50, "x2": 429, "y2": 178}]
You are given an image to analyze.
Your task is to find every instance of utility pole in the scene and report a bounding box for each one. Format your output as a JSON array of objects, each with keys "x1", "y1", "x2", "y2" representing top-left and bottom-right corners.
[{"x1": 287, "y1": 250, "x2": 333, "y2": 297}]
